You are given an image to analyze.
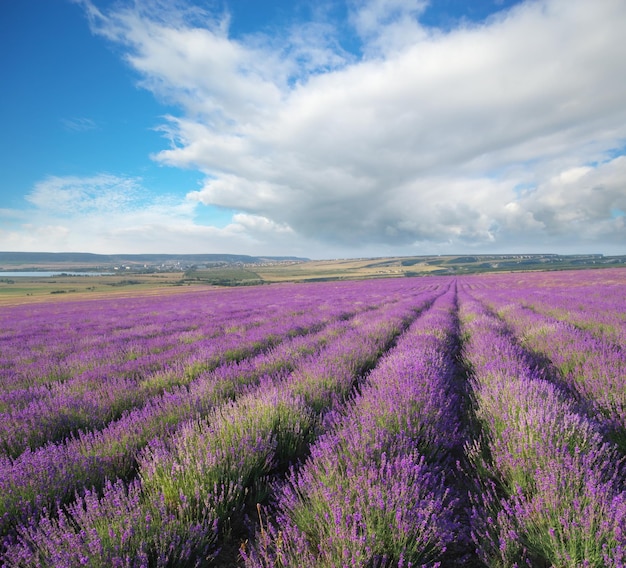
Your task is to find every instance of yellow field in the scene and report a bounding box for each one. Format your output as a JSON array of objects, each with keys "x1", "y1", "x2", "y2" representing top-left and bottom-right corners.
[
  {"x1": 254, "y1": 258, "x2": 440, "y2": 282},
  {"x1": 0, "y1": 273, "x2": 197, "y2": 307}
]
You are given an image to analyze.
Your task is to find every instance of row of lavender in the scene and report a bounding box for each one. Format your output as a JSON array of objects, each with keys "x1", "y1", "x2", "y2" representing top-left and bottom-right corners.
[
  {"x1": 1, "y1": 268, "x2": 626, "y2": 566},
  {"x1": 1, "y1": 281, "x2": 409, "y2": 538},
  {"x1": 0, "y1": 285, "x2": 364, "y2": 457},
  {"x1": 242, "y1": 284, "x2": 472, "y2": 566},
  {"x1": 459, "y1": 269, "x2": 626, "y2": 566},
  {"x1": 459, "y1": 289, "x2": 625, "y2": 566},
  {"x1": 467, "y1": 270, "x2": 626, "y2": 452},
  {"x1": 0, "y1": 279, "x2": 445, "y2": 564},
  {"x1": 242, "y1": 268, "x2": 626, "y2": 567}
]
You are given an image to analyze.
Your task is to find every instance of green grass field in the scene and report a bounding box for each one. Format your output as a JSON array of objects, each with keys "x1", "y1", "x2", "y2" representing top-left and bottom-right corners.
[{"x1": 0, "y1": 273, "x2": 190, "y2": 306}]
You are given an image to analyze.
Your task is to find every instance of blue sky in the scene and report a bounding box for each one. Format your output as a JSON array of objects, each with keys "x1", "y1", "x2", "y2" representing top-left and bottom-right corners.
[{"x1": 1, "y1": 0, "x2": 625, "y2": 258}]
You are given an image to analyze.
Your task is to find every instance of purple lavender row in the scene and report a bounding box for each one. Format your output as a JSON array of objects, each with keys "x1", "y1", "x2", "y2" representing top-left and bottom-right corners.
[
  {"x1": 458, "y1": 287, "x2": 626, "y2": 567},
  {"x1": 462, "y1": 268, "x2": 626, "y2": 348},
  {"x1": 0, "y1": 332, "x2": 213, "y2": 411},
  {"x1": 136, "y1": 290, "x2": 436, "y2": 552},
  {"x1": 0, "y1": 278, "x2": 438, "y2": 466},
  {"x1": 1, "y1": 277, "x2": 403, "y2": 457},
  {"x1": 0, "y1": 289, "x2": 273, "y2": 391},
  {"x1": 1, "y1": 290, "x2": 414, "y2": 564},
  {"x1": 0, "y1": 284, "x2": 331, "y2": 400},
  {"x1": 284, "y1": 289, "x2": 443, "y2": 415},
  {"x1": 0, "y1": 303, "x2": 279, "y2": 428},
  {"x1": 520, "y1": 286, "x2": 626, "y2": 348},
  {"x1": 500, "y1": 268, "x2": 626, "y2": 343},
  {"x1": 472, "y1": 285, "x2": 626, "y2": 453},
  {"x1": 2, "y1": 286, "x2": 443, "y2": 566},
  {"x1": 0, "y1": 278, "x2": 386, "y2": 394},
  {"x1": 1, "y1": 277, "x2": 422, "y2": 535},
  {"x1": 2, "y1": 477, "x2": 218, "y2": 568},
  {"x1": 244, "y1": 283, "x2": 470, "y2": 567},
  {"x1": 0, "y1": 315, "x2": 355, "y2": 542},
  {"x1": 0, "y1": 307, "x2": 339, "y2": 459},
  {"x1": 0, "y1": 276, "x2": 431, "y2": 396}
]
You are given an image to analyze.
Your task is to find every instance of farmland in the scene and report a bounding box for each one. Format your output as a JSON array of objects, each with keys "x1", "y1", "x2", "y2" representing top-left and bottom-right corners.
[
  {"x1": 0, "y1": 268, "x2": 625, "y2": 566},
  {"x1": 2, "y1": 253, "x2": 626, "y2": 307}
]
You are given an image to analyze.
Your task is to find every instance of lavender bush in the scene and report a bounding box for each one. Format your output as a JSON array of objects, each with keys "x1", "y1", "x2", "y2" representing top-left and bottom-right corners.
[
  {"x1": 1, "y1": 269, "x2": 626, "y2": 566},
  {"x1": 459, "y1": 283, "x2": 626, "y2": 567},
  {"x1": 244, "y1": 285, "x2": 471, "y2": 567}
]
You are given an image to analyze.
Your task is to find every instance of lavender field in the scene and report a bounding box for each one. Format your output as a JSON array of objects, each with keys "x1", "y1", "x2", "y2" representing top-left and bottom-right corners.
[{"x1": 1, "y1": 269, "x2": 625, "y2": 567}]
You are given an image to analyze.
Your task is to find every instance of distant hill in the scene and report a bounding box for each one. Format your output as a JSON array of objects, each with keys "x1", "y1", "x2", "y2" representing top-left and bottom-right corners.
[
  {"x1": 0, "y1": 252, "x2": 308, "y2": 269},
  {"x1": 1, "y1": 252, "x2": 625, "y2": 281}
]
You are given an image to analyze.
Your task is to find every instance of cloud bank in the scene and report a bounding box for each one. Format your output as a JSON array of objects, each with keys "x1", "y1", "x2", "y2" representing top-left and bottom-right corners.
[
  {"x1": 8, "y1": 0, "x2": 626, "y2": 255},
  {"x1": 0, "y1": 174, "x2": 298, "y2": 255}
]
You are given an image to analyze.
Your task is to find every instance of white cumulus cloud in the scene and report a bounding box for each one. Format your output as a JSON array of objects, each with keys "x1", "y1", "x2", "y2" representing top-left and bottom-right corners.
[
  {"x1": 1, "y1": 174, "x2": 300, "y2": 254},
  {"x1": 63, "y1": 0, "x2": 626, "y2": 255}
]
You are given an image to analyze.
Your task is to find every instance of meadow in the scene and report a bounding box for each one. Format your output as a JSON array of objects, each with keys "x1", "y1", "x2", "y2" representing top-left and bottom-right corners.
[{"x1": 0, "y1": 268, "x2": 625, "y2": 567}]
